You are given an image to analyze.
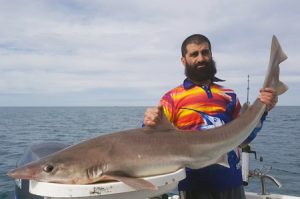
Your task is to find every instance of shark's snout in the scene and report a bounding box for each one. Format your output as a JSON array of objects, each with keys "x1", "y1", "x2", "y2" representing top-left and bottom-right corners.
[{"x1": 7, "y1": 165, "x2": 38, "y2": 180}]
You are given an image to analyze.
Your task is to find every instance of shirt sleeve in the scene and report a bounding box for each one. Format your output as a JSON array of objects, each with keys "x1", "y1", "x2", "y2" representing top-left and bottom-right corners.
[
  {"x1": 160, "y1": 92, "x2": 175, "y2": 123},
  {"x1": 232, "y1": 97, "x2": 241, "y2": 119}
]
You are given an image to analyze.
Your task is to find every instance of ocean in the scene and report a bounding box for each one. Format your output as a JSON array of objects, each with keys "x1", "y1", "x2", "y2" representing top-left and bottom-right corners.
[{"x1": 0, "y1": 106, "x2": 299, "y2": 198}]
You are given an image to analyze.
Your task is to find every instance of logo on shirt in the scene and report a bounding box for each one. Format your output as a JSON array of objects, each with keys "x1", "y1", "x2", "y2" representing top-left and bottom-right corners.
[
  {"x1": 199, "y1": 113, "x2": 225, "y2": 130},
  {"x1": 181, "y1": 108, "x2": 225, "y2": 130}
]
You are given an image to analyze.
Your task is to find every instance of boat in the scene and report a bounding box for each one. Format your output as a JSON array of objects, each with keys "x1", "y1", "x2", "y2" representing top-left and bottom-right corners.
[
  {"x1": 241, "y1": 144, "x2": 300, "y2": 199},
  {"x1": 12, "y1": 142, "x2": 300, "y2": 199}
]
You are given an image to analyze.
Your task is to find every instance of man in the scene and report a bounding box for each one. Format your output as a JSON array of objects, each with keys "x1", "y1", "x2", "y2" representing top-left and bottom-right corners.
[{"x1": 144, "y1": 34, "x2": 277, "y2": 199}]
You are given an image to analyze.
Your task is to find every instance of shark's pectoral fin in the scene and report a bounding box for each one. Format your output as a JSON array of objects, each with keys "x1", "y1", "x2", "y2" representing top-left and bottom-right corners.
[
  {"x1": 101, "y1": 174, "x2": 157, "y2": 190},
  {"x1": 216, "y1": 154, "x2": 230, "y2": 168}
]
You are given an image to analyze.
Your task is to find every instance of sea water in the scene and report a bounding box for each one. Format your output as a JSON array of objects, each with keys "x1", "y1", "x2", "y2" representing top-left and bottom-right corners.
[{"x1": 0, "y1": 106, "x2": 299, "y2": 198}]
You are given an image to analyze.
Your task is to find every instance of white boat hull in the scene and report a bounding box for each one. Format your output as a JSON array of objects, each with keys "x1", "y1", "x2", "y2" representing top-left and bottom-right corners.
[{"x1": 246, "y1": 192, "x2": 300, "y2": 199}]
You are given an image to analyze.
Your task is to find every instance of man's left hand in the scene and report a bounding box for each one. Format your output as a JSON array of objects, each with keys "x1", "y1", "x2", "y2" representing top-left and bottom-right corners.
[{"x1": 259, "y1": 88, "x2": 278, "y2": 111}]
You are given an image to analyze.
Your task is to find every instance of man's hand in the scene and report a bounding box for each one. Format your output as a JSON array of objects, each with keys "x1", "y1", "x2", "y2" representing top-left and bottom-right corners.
[
  {"x1": 259, "y1": 88, "x2": 278, "y2": 111},
  {"x1": 143, "y1": 103, "x2": 164, "y2": 127}
]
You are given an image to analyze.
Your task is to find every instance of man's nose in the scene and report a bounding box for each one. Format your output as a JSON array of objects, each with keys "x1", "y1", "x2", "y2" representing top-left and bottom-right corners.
[{"x1": 196, "y1": 53, "x2": 205, "y2": 63}]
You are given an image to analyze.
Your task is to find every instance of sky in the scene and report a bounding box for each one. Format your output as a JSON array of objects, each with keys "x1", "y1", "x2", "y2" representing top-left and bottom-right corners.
[{"x1": 0, "y1": 0, "x2": 299, "y2": 106}]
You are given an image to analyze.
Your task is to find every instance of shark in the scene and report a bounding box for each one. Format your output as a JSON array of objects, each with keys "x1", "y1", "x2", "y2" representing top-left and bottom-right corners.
[{"x1": 7, "y1": 35, "x2": 288, "y2": 190}]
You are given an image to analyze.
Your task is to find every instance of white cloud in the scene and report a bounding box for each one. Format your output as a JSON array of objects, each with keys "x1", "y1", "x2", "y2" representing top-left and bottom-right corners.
[{"x1": 0, "y1": 0, "x2": 299, "y2": 106}]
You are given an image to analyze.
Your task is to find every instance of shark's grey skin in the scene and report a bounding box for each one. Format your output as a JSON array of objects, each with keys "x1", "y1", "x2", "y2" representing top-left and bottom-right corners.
[{"x1": 7, "y1": 36, "x2": 288, "y2": 190}]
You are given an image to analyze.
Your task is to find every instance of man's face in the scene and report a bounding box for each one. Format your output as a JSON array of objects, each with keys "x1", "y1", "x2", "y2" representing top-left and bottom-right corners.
[{"x1": 181, "y1": 42, "x2": 216, "y2": 82}]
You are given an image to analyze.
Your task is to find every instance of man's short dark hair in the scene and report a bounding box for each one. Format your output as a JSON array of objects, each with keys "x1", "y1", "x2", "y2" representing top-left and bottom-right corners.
[{"x1": 181, "y1": 34, "x2": 211, "y2": 56}]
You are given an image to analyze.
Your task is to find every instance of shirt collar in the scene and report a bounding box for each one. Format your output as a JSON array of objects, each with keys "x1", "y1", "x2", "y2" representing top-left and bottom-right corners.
[{"x1": 183, "y1": 77, "x2": 225, "y2": 90}]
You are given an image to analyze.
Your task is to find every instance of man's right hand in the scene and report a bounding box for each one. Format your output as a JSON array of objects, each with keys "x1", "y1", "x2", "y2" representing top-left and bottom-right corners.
[{"x1": 143, "y1": 103, "x2": 164, "y2": 127}]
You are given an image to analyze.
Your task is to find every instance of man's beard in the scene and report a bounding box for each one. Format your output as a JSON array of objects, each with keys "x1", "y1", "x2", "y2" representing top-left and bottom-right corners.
[{"x1": 184, "y1": 58, "x2": 217, "y2": 83}]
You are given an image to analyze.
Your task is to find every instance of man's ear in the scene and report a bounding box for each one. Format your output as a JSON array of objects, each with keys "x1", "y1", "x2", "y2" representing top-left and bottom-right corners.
[{"x1": 181, "y1": 57, "x2": 186, "y2": 66}]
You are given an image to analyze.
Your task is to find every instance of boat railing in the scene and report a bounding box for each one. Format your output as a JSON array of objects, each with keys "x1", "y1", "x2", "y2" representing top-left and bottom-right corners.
[
  {"x1": 242, "y1": 144, "x2": 282, "y2": 195},
  {"x1": 249, "y1": 166, "x2": 282, "y2": 195}
]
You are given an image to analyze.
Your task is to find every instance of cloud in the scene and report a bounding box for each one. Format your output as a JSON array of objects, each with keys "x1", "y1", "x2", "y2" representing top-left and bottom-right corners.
[{"x1": 0, "y1": 0, "x2": 299, "y2": 106}]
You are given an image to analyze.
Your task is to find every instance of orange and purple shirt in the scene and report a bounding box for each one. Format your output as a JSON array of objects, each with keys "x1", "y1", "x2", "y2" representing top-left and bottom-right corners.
[{"x1": 162, "y1": 78, "x2": 241, "y2": 131}]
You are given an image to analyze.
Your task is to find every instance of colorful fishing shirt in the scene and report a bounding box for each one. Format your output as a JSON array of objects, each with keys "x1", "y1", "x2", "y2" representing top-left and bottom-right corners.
[{"x1": 160, "y1": 78, "x2": 266, "y2": 192}]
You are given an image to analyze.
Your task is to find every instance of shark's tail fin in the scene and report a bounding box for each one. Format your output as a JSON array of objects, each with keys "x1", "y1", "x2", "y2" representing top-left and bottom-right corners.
[{"x1": 263, "y1": 35, "x2": 288, "y2": 96}]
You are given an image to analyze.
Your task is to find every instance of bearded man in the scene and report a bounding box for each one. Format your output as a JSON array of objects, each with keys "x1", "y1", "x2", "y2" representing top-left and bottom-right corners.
[{"x1": 144, "y1": 34, "x2": 278, "y2": 199}]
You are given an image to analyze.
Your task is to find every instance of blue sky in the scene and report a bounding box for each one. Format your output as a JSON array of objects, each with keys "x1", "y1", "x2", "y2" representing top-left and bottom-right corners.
[{"x1": 0, "y1": 0, "x2": 299, "y2": 106}]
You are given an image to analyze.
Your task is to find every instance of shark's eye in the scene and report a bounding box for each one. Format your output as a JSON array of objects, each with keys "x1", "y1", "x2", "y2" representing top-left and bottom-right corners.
[{"x1": 43, "y1": 164, "x2": 54, "y2": 173}]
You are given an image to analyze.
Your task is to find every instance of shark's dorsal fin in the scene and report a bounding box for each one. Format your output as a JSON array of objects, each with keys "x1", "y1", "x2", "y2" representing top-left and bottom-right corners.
[
  {"x1": 101, "y1": 174, "x2": 157, "y2": 190},
  {"x1": 154, "y1": 112, "x2": 176, "y2": 131},
  {"x1": 240, "y1": 103, "x2": 250, "y2": 115}
]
